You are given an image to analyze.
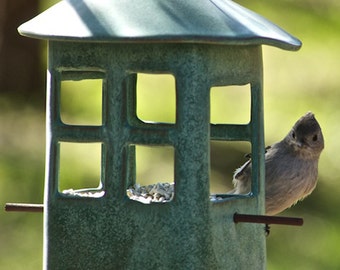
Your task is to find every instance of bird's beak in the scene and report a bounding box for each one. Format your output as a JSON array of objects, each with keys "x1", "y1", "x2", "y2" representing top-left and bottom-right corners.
[{"x1": 296, "y1": 140, "x2": 304, "y2": 148}]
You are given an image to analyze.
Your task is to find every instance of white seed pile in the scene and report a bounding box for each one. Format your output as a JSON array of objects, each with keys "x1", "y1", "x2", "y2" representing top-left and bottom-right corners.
[
  {"x1": 62, "y1": 189, "x2": 105, "y2": 198},
  {"x1": 209, "y1": 194, "x2": 225, "y2": 202},
  {"x1": 127, "y1": 182, "x2": 174, "y2": 204}
]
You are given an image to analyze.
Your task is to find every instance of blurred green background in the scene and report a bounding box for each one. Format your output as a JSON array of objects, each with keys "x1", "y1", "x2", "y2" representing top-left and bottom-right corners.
[{"x1": 1, "y1": 0, "x2": 340, "y2": 269}]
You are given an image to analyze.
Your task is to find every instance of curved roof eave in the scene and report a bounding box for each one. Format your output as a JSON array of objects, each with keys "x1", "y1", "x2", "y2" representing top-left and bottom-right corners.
[{"x1": 18, "y1": 0, "x2": 302, "y2": 51}]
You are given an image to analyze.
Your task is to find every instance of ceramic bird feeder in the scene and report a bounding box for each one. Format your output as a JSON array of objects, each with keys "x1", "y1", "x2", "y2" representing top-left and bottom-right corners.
[{"x1": 17, "y1": 0, "x2": 301, "y2": 269}]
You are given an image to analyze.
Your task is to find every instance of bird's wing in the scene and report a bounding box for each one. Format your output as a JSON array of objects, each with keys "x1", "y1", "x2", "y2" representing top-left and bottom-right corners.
[
  {"x1": 233, "y1": 158, "x2": 251, "y2": 180},
  {"x1": 234, "y1": 145, "x2": 271, "y2": 180}
]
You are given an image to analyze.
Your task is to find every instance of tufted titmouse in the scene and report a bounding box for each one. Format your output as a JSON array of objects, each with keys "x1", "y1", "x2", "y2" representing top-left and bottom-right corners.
[{"x1": 231, "y1": 112, "x2": 324, "y2": 215}]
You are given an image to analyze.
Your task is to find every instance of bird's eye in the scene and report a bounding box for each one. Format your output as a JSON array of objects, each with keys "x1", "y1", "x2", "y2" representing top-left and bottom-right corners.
[
  {"x1": 292, "y1": 131, "x2": 296, "y2": 139},
  {"x1": 312, "y1": 134, "x2": 318, "y2": 141}
]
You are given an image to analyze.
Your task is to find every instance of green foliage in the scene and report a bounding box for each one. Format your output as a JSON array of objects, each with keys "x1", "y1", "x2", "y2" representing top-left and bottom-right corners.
[{"x1": 0, "y1": 103, "x2": 44, "y2": 269}]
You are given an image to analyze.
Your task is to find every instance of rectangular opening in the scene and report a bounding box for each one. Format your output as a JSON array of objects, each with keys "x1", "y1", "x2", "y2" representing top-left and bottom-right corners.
[
  {"x1": 210, "y1": 141, "x2": 252, "y2": 198},
  {"x1": 127, "y1": 145, "x2": 175, "y2": 204},
  {"x1": 136, "y1": 73, "x2": 176, "y2": 124},
  {"x1": 60, "y1": 77, "x2": 103, "y2": 125},
  {"x1": 59, "y1": 142, "x2": 104, "y2": 198},
  {"x1": 210, "y1": 84, "x2": 250, "y2": 124}
]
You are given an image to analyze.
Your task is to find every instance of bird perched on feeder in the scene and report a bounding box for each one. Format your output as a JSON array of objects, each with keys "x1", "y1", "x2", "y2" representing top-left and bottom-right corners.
[{"x1": 231, "y1": 112, "x2": 324, "y2": 215}]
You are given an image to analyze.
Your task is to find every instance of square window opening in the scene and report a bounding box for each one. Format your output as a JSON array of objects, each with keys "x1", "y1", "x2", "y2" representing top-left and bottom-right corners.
[
  {"x1": 60, "y1": 78, "x2": 103, "y2": 125},
  {"x1": 210, "y1": 141, "x2": 252, "y2": 200},
  {"x1": 59, "y1": 142, "x2": 104, "y2": 198},
  {"x1": 210, "y1": 84, "x2": 250, "y2": 124},
  {"x1": 136, "y1": 73, "x2": 176, "y2": 124},
  {"x1": 127, "y1": 145, "x2": 175, "y2": 204}
]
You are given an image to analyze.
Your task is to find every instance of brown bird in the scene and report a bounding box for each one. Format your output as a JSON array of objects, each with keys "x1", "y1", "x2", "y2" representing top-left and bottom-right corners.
[{"x1": 231, "y1": 112, "x2": 324, "y2": 215}]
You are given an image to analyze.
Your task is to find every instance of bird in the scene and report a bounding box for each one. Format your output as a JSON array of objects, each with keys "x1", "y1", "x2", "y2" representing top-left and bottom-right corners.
[{"x1": 231, "y1": 112, "x2": 324, "y2": 215}]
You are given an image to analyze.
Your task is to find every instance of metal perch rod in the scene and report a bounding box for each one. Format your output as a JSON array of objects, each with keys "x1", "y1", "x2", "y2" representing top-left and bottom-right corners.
[
  {"x1": 233, "y1": 213, "x2": 303, "y2": 226},
  {"x1": 5, "y1": 203, "x2": 44, "y2": 213},
  {"x1": 4, "y1": 204, "x2": 304, "y2": 227}
]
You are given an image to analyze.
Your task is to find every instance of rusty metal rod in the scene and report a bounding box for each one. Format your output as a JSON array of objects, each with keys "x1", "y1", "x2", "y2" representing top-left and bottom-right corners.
[
  {"x1": 233, "y1": 213, "x2": 303, "y2": 226},
  {"x1": 5, "y1": 203, "x2": 44, "y2": 213}
]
